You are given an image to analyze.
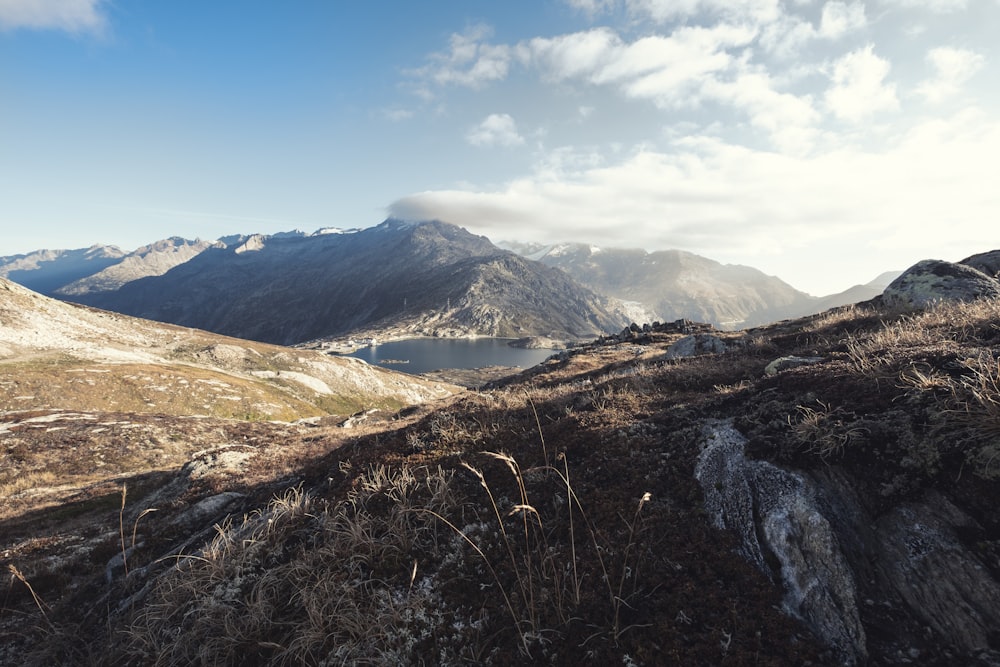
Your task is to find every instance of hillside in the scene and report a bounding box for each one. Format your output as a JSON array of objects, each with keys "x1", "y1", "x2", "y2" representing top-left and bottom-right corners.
[
  {"x1": 0, "y1": 245, "x2": 126, "y2": 296},
  {"x1": 62, "y1": 221, "x2": 626, "y2": 345},
  {"x1": 54, "y1": 237, "x2": 216, "y2": 297},
  {"x1": 0, "y1": 278, "x2": 456, "y2": 421},
  {"x1": 505, "y1": 241, "x2": 902, "y2": 328},
  {"x1": 3, "y1": 256, "x2": 1000, "y2": 665}
]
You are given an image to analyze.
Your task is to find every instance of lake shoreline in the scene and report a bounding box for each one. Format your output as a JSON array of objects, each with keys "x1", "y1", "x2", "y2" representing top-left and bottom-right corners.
[
  {"x1": 324, "y1": 336, "x2": 566, "y2": 377},
  {"x1": 305, "y1": 333, "x2": 574, "y2": 355}
]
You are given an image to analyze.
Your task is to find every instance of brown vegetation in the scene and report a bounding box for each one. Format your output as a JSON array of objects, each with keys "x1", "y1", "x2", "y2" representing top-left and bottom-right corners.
[{"x1": 4, "y1": 298, "x2": 1000, "y2": 665}]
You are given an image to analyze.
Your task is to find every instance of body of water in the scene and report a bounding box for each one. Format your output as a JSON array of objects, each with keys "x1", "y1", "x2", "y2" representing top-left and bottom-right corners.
[{"x1": 343, "y1": 338, "x2": 556, "y2": 375}]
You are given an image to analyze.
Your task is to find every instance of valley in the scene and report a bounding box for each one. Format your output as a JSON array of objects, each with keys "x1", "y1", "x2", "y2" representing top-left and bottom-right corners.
[
  {"x1": 0, "y1": 220, "x2": 898, "y2": 345},
  {"x1": 2, "y1": 239, "x2": 1000, "y2": 665}
]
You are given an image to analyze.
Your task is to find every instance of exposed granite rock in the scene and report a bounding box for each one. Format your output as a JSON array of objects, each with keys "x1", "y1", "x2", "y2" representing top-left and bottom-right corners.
[
  {"x1": 696, "y1": 421, "x2": 866, "y2": 665},
  {"x1": 873, "y1": 494, "x2": 1000, "y2": 652},
  {"x1": 765, "y1": 355, "x2": 824, "y2": 376},
  {"x1": 696, "y1": 420, "x2": 1000, "y2": 665},
  {"x1": 882, "y1": 259, "x2": 1000, "y2": 309},
  {"x1": 962, "y1": 250, "x2": 1000, "y2": 280},
  {"x1": 663, "y1": 333, "x2": 728, "y2": 359}
]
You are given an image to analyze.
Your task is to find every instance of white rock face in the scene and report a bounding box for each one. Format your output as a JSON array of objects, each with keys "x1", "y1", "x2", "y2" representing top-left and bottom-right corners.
[{"x1": 696, "y1": 420, "x2": 866, "y2": 665}]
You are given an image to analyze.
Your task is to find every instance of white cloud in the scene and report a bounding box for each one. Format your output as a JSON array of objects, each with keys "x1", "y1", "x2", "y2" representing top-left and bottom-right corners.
[
  {"x1": 818, "y1": 1, "x2": 867, "y2": 39},
  {"x1": 878, "y1": 0, "x2": 969, "y2": 13},
  {"x1": 528, "y1": 24, "x2": 756, "y2": 108},
  {"x1": 623, "y1": 0, "x2": 783, "y2": 24},
  {"x1": 466, "y1": 114, "x2": 525, "y2": 148},
  {"x1": 825, "y1": 46, "x2": 899, "y2": 122},
  {"x1": 391, "y1": 111, "x2": 1000, "y2": 295},
  {"x1": 409, "y1": 24, "x2": 512, "y2": 89},
  {"x1": 0, "y1": 0, "x2": 106, "y2": 33},
  {"x1": 529, "y1": 25, "x2": 820, "y2": 151},
  {"x1": 759, "y1": 2, "x2": 866, "y2": 58},
  {"x1": 916, "y1": 47, "x2": 985, "y2": 104},
  {"x1": 527, "y1": 28, "x2": 622, "y2": 82},
  {"x1": 703, "y1": 70, "x2": 820, "y2": 152}
]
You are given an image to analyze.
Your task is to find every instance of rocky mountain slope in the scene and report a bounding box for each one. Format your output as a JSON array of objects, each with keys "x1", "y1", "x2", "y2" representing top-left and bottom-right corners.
[
  {"x1": 503, "y1": 241, "x2": 813, "y2": 328},
  {"x1": 4, "y1": 225, "x2": 901, "y2": 344},
  {"x1": 53, "y1": 237, "x2": 215, "y2": 297},
  {"x1": 64, "y1": 220, "x2": 627, "y2": 345},
  {"x1": 0, "y1": 245, "x2": 126, "y2": 296},
  {"x1": 504, "y1": 241, "x2": 901, "y2": 328},
  {"x1": 3, "y1": 253, "x2": 1000, "y2": 665}
]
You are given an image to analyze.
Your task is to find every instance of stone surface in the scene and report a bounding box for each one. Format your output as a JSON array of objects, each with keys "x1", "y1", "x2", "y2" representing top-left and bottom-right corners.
[
  {"x1": 664, "y1": 333, "x2": 728, "y2": 359},
  {"x1": 882, "y1": 259, "x2": 1000, "y2": 309},
  {"x1": 962, "y1": 250, "x2": 1000, "y2": 280},
  {"x1": 765, "y1": 355, "x2": 824, "y2": 376},
  {"x1": 696, "y1": 421, "x2": 866, "y2": 665},
  {"x1": 696, "y1": 420, "x2": 1000, "y2": 665}
]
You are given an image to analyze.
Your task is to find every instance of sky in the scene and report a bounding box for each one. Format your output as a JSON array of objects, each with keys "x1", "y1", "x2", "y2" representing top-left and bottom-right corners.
[{"x1": 2, "y1": 0, "x2": 998, "y2": 296}]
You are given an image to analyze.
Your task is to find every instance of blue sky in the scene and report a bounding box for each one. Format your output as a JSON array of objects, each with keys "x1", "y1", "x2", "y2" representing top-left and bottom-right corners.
[{"x1": 2, "y1": 0, "x2": 998, "y2": 295}]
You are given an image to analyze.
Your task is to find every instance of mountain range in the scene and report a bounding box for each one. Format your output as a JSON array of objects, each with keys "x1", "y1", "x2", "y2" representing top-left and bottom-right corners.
[
  {"x1": 0, "y1": 219, "x2": 898, "y2": 343},
  {"x1": 501, "y1": 241, "x2": 896, "y2": 328},
  {"x1": 4, "y1": 260, "x2": 1000, "y2": 665}
]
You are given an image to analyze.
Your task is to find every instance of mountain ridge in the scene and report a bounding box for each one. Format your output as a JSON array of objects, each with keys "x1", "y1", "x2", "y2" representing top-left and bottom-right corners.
[
  {"x1": 2, "y1": 221, "x2": 902, "y2": 342},
  {"x1": 34, "y1": 220, "x2": 627, "y2": 345},
  {"x1": 500, "y1": 240, "x2": 900, "y2": 329}
]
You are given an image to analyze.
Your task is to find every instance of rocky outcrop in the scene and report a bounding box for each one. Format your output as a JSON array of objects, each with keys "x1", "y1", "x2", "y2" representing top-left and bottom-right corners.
[
  {"x1": 962, "y1": 250, "x2": 1000, "y2": 279},
  {"x1": 663, "y1": 333, "x2": 727, "y2": 359},
  {"x1": 696, "y1": 420, "x2": 1000, "y2": 665},
  {"x1": 882, "y1": 259, "x2": 1000, "y2": 309},
  {"x1": 696, "y1": 421, "x2": 866, "y2": 665},
  {"x1": 764, "y1": 355, "x2": 824, "y2": 376},
  {"x1": 873, "y1": 494, "x2": 1000, "y2": 652}
]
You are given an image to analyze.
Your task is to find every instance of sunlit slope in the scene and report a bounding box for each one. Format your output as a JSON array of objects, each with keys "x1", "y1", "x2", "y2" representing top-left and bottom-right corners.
[{"x1": 0, "y1": 279, "x2": 457, "y2": 420}]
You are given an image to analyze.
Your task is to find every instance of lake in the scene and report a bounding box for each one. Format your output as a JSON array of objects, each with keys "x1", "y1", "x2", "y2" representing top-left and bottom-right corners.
[{"x1": 343, "y1": 338, "x2": 557, "y2": 375}]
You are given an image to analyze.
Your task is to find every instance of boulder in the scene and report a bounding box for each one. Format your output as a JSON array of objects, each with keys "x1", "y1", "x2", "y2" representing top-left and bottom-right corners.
[
  {"x1": 663, "y1": 333, "x2": 727, "y2": 359},
  {"x1": 882, "y1": 259, "x2": 1000, "y2": 309},
  {"x1": 961, "y1": 250, "x2": 1000, "y2": 280}
]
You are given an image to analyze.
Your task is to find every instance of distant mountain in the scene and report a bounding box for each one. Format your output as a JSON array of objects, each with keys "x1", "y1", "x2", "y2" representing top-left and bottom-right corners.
[
  {"x1": 54, "y1": 237, "x2": 216, "y2": 296},
  {"x1": 0, "y1": 238, "x2": 214, "y2": 299},
  {"x1": 60, "y1": 220, "x2": 626, "y2": 345},
  {"x1": 807, "y1": 271, "x2": 903, "y2": 313},
  {"x1": 503, "y1": 242, "x2": 816, "y2": 329},
  {"x1": 0, "y1": 245, "x2": 126, "y2": 295},
  {"x1": 502, "y1": 241, "x2": 908, "y2": 328}
]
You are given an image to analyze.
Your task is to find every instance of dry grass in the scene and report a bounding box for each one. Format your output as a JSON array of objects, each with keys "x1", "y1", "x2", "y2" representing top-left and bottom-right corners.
[
  {"x1": 788, "y1": 401, "x2": 867, "y2": 460},
  {"x1": 15, "y1": 299, "x2": 1000, "y2": 665},
  {"x1": 114, "y1": 468, "x2": 461, "y2": 665},
  {"x1": 944, "y1": 350, "x2": 1000, "y2": 479}
]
